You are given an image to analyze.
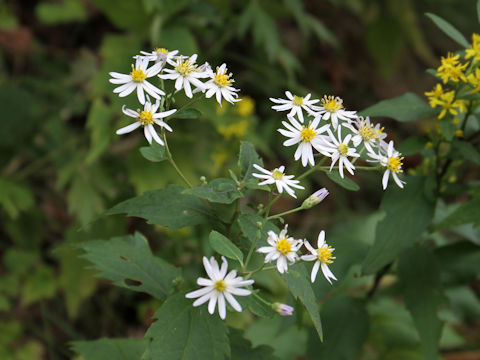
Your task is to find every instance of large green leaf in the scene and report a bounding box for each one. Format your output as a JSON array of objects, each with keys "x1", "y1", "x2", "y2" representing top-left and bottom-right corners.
[
  {"x1": 105, "y1": 185, "x2": 213, "y2": 230},
  {"x1": 238, "y1": 141, "x2": 263, "y2": 184},
  {"x1": 184, "y1": 178, "x2": 243, "y2": 204},
  {"x1": 324, "y1": 170, "x2": 359, "y2": 191},
  {"x1": 307, "y1": 296, "x2": 369, "y2": 360},
  {"x1": 139, "y1": 142, "x2": 167, "y2": 162},
  {"x1": 283, "y1": 264, "x2": 323, "y2": 341},
  {"x1": 425, "y1": 13, "x2": 469, "y2": 48},
  {"x1": 71, "y1": 338, "x2": 146, "y2": 360},
  {"x1": 359, "y1": 93, "x2": 436, "y2": 122},
  {"x1": 399, "y1": 247, "x2": 445, "y2": 360},
  {"x1": 435, "y1": 242, "x2": 480, "y2": 285},
  {"x1": 229, "y1": 328, "x2": 278, "y2": 360},
  {"x1": 79, "y1": 232, "x2": 180, "y2": 300},
  {"x1": 362, "y1": 176, "x2": 435, "y2": 274},
  {"x1": 209, "y1": 230, "x2": 244, "y2": 264},
  {"x1": 144, "y1": 292, "x2": 230, "y2": 360},
  {"x1": 434, "y1": 197, "x2": 480, "y2": 230}
]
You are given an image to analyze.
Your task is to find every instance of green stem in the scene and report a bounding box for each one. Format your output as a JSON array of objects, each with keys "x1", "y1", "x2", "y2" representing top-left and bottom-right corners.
[
  {"x1": 266, "y1": 206, "x2": 304, "y2": 220},
  {"x1": 297, "y1": 157, "x2": 328, "y2": 180},
  {"x1": 252, "y1": 291, "x2": 273, "y2": 306},
  {"x1": 162, "y1": 131, "x2": 193, "y2": 188}
]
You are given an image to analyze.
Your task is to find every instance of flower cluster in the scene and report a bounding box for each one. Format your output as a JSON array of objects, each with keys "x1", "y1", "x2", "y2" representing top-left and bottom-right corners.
[
  {"x1": 271, "y1": 91, "x2": 405, "y2": 190},
  {"x1": 109, "y1": 48, "x2": 241, "y2": 145}
]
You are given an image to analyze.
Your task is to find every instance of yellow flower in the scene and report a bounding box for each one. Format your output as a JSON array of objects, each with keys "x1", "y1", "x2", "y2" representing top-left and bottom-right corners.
[
  {"x1": 466, "y1": 68, "x2": 480, "y2": 93},
  {"x1": 436, "y1": 52, "x2": 468, "y2": 83},
  {"x1": 436, "y1": 90, "x2": 467, "y2": 119},
  {"x1": 465, "y1": 33, "x2": 480, "y2": 62},
  {"x1": 425, "y1": 83, "x2": 445, "y2": 108},
  {"x1": 455, "y1": 129, "x2": 464, "y2": 138},
  {"x1": 235, "y1": 96, "x2": 255, "y2": 116}
]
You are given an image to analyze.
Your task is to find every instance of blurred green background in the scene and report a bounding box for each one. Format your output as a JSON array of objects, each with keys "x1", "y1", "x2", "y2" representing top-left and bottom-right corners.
[{"x1": 1, "y1": 0, "x2": 480, "y2": 359}]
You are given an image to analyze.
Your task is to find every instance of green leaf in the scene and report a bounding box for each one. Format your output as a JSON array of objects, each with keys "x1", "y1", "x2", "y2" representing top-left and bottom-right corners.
[
  {"x1": 435, "y1": 197, "x2": 480, "y2": 230},
  {"x1": 90, "y1": 0, "x2": 150, "y2": 31},
  {"x1": 78, "y1": 232, "x2": 180, "y2": 300},
  {"x1": 451, "y1": 139, "x2": 480, "y2": 165},
  {"x1": 304, "y1": 14, "x2": 336, "y2": 46},
  {"x1": 397, "y1": 136, "x2": 428, "y2": 156},
  {"x1": 435, "y1": 242, "x2": 480, "y2": 285},
  {"x1": 67, "y1": 175, "x2": 105, "y2": 228},
  {"x1": 478, "y1": 0, "x2": 480, "y2": 24},
  {"x1": 174, "y1": 108, "x2": 202, "y2": 119},
  {"x1": 209, "y1": 230, "x2": 244, "y2": 264},
  {"x1": 307, "y1": 296, "x2": 369, "y2": 360},
  {"x1": 86, "y1": 98, "x2": 114, "y2": 164},
  {"x1": 35, "y1": 0, "x2": 87, "y2": 24},
  {"x1": 359, "y1": 93, "x2": 436, "y2": 122},
  {"x1": 184, "y1": 178, "x2": 243, "y2": 204},
  {"x1": 324, "y1": 170, "x2": 359, "y2": 191},
  {"x1": 283, "y1": 264, "x2": 323, "y2": 341},
  {"x1": 237, "y1": 213, "x2": 279, "y2": 248},
  {"x1": 399, "y1": 247, "x2": 445, "y2": 360},
  {"x1": 71, "y1": 338, "x2": 146, "y2": 360},
  {"x1": 0, "y1": 178, "x2": 34, "y2": 219},
  {"x1": 246, "y1": 293, "x2": 276, "y2": 318},
  {"x1": 144, "y1": 292, "x2": 230, "y2": 360},
  {"x1": 21, "y1": 265, "x2": 57, "y2": 306},
  {"x1": 156, "y1": 25, "x2": 198, "y2": 55},
  {"x1": 425, "y1": 13, "x2": 469, "y2": 48},
  {"x1": 362, "y1": 176, "x2": 435, "y2": 274},
  {"x1": 105, "y1": 185, "x2": 213, "y2": 230},
  {"x1": 439, "y1": 116, "x2": 456, "y2": 141},
  {"x1": 139, "y1": 142, "x2": 167, "y2": 162},
  {"x1": 229, "y1": 328, "x2": 278, "y2": 360}
]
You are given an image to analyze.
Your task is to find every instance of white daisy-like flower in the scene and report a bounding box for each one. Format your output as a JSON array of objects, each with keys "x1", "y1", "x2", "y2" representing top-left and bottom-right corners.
[
  {"x1": 185, "y1": 256, "x2": 254, "y2": 320},
  {"x1": 139, "y1": 48, "x2": 179, "y2": 64},
  {"x1": 343, "y1": 116, "x2": 387, "y2": 153},
  {"x1": 204, "y1": 63, "x2": 241, "y2": 105},
  {"x1": 278, "y1": 116, "x2": 330, "y2": 167},
  {"x1": 252, "y1": 164, "x2": 305, "y2": 198},
  {"x1": 316, "y1": 127, "x2": 360, "y2": 178},
  {"x1": 367, "y1": 140, "x2": 405, "y2": 189},
  {"x1": 116, "y1": 98, "x2": 177, "y2": 145},
  {"x1": 109, "y1": 56, "x2": 165, "y2": 104},
  {"x1": 301, "y1": 230, "x2": 337, "y2": 284},
  {"x1": 314, "y1": 95, "x2": 357, "y2": 129},
  {"x1": 159, "y1": 54, "x2": 210, "y2": 98},
  {"x1": 270, "y1": 91, "x2": 320, "y2": 123},
  {"x1": 257, "y1": 225, "x2": 303, "y2": 274}
]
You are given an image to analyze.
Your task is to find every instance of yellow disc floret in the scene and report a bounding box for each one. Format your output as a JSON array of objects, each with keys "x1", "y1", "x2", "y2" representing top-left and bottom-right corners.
[
  {"x1": 175, "y1": 58, "x2": 197, "y2": 77},
  {"x1": 387, "y1": 156, "x2": 403, "y2": 173},
  {"x1": 214, "y1": 67, "x2": 234, "y2": 87},
  {"x1": 138, "y1": 111, "x2": 154, "y2": 125},
  {"x1": 337, "y1": 144, "x2": 349, "y2": 155},
  {"x1": 317, "y1": 246, "x2": 335, "y2": 264},
  {"x1": 271, "y1": 169, "x2": 284, "y2": 180},
  {"x1": 130, "y1": 65, "x2": 147, "y2": 82},
  {"x1": 155, "y1": 48, "x2": 169, "y2": 54},
  {"x1": 321, "y1": 95, "x2": 343, "y2": 113},
  {"x1": 276, "y1": 238, "x2": 291, "y2": 255},
  {"x1": 214, "y1": 280, "x2": 226, "y2": 292},
  {"x1": 301, "y1": 126, "x2": 316, "y2": 142},
  {"x1": 293, "y1": 95, "x2": 303, "y2": 106}
]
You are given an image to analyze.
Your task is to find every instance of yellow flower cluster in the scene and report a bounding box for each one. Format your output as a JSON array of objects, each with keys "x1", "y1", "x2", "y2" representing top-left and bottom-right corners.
[
  {"x1": 436, "y1": 52, "x2": 468, "y2": 83},
  {"x1": 425, "y1": 84, "x2": 467, "y2": 119}
]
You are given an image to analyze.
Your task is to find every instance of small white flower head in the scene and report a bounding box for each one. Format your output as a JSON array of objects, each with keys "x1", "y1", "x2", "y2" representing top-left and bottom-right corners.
[
  {"x1": 315, "y1": 95, "x2": 357, "y2": 129},
  {"x1": 159, "y1": 54, "x2": 210, "y2": 98},
  {"x1": 204, "y1": 63, "x2": 241, "y2": 105},
  {"x1": 116, "y1": 97, "x2": 177, "y2": 145},
  {"x1": 278, "y1": 116, "x2": 330, "y2": 167},
  {"x1": 302, "y1": 188, "x2": 329, "y2": 209},
  {"x1": 252, "y1": 164, "x2": 305, "y2": 198},
  {"x1": 273, "y1": 303, "x2": 294, "y2": 316},
  {"x1": 270, "y1": 91, "x2": 320, "y2": 123},
  {"x1": 301, "y1": 230, "x2": 337, "y2": 284},
  {"x1": 139, "y1": 48, "x2": 179, "y2": 64},
  {"x1": 257, "y1": 225, "x2": 303, "y2": 274},
  {"x1": 316, "y1": 127, "x2": 360, "y2": 178},
  {"x1": 185, "y1": 256, "x2": 254, "y2": 320},
  {"x1": 343, "y1": 116, "x2": 387, "y2": 153},
  {"x1": 109, "y1": 56, "x2": 165, "y2": 104},
  {"x1": 368, "y1": 140, "x2": 405, "y2": 189}
]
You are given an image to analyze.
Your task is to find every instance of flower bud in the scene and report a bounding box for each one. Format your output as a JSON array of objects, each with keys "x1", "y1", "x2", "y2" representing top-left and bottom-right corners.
[
  {"x1": 273, "y1": 303, "x2": 294, "y2": 316},
  {"x1": 301, "y1": 188, "x2": 329, "y2": 209}
]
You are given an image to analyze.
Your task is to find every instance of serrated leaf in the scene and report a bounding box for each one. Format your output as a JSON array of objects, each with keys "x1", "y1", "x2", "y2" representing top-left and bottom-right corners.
[
  {"x1": 283, "y1": 264, "x2": 323, "y2": 340},
  {"x1": 184, "y1": 178, "x2": 243, "y2": 204},
  {"x1": 238, "y1": 141, "x2": 263, "y2": 184},
  {"x1": 78, "y1": 232, "x2": 180, "y2": 300},
  {"x1": 362, "y1": 176, "x2": 435, "y2": 274},
  {"x1": 451, "y1": 140, "x2": 480, "y2": 165},
  {"x1": 144, "y1": 292, "x2": 230, "y2": 360},
  {"x1": 359, "y1": 92, "x2": 436, "y2": 122},
  {"x1": 425, "y1": 13, "x2": 469, "y2": 48},
  {"x1": 139, "y1": 142, "x2": 167, "y2": 162},
  {"x1": 174, "y1": 108, "x2": 201, "y2": 119},
  {"x1": 399, "y1": 247, "x2": 445, "y2": 360},
  {"x1": 324, "y1": 170, "x2": 359, "y2": 191},
  {"x1": 71, "y1": 338, "x2": 146, "y2": 360},
  {"x1": 435, "y1": 197, "x2": 480, "y2": 230},
  {"x1": 105, "y1": 185, "x2": 213, "y2": 230},
  {"x1": 209, "y1": 230, "x2": 244, "y2": 264}
]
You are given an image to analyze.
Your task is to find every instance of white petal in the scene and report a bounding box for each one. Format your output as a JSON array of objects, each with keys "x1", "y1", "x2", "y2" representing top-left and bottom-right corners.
[
  {"x1": 311, "y1": 261, "x2": 320, "y2": 282},
  {"x1": 116, "y1": 122, "x2": 141, "y2": 135},
  {"x1": 217, "y1": 293, "x2": 226, "y2": 319}
]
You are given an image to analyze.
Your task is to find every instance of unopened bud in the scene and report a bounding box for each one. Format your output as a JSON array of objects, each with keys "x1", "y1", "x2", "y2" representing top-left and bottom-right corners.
[
  {"x1": 301, "y1": 188, "x2": 329, "y2": 209},
  {"x1": 273, "y1": 303, "x2": 294, "y2": 316},
  {"x1": 200, "y1": 176, "x2": 207, "y2": 185}
]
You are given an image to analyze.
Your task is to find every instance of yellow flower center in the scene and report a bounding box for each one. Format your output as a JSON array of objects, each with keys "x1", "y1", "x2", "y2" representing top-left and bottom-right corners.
[
  {"x1": 387, "y1": 156, "x2": 403, "y2": 173},
  {"x1": 293, "y1": 95, "x2": 303, "y2": 106},
  {"x1": 130, "y1": 65, "x2": 147, "y2": 82},
  {"x1": 359, "y1": 124, "x2": 376, "y2": 141},
  {"x1": 214, "y1": 67, "x2": 234, "y2": 87},
  {"x1": 321, "y1": 95, "x2": 343, "y2": 113},
  {"x1": 155, "y1": 48, "x2": 169, "y2": 54},
  {"x1": 271, "y1": 169, "x2": 284, "y2": 180},
  {"x1": 175, "y1": 58, "x2": 197, "y2": 76},
  {"x1": 276, "y1": 238, "x2": 291, "y2": 255},
  {"x1": 317, "y1": 246, "x2": 335, "y2": 264},
  {"x1": 214, "y1": 280, "x2": 226, "y2": 292},
  {"x1": 300, "y1": 126, "x2": 316, "y2": 142},
  {"x1": 138, "y1": 111, "x2": 154, "y2": 125},
  {"x1": 337, "y1": 144, "x2": 348, "y2": 155}
]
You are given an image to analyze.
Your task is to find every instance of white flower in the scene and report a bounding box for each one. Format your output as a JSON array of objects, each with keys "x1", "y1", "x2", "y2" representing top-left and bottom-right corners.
[
  {"x1": 343, "y1": 116, "x2": 387, "y2": 153},
  {"x1": 185, "y1": 256, "x2": 254, "y2": 320},
  {"x1": 116, "y1": 98, "x2": 177, "y2": 145},
  {"x1": 367, "y1": 140, "x2": 405, "y2": 189},
  {"x1": 270, "y1": 91, "x2": 320, "y2": 123},
  {"x1": 257, "y1": 225, "x2": 303, "y2": 274},
  {"x1": 316, "y1": 127, "x2": 360, "y2": 178},
  {"x1": 139, "y1": 48, "x2": 179, "y2": 64},
  {"x1": 204, "y1": 63, "x2": 241, "y2": 105},
  {"x1": 159, "y1": 54, "x2": 210, "y2": 98},
  {"x1": 278, "y1": 116, "x2": 329, "y2": 167},
  {"x1": 301, "y1": 230, "x2": 337, "y2": 284},
  {"x1": 274, "y1": 303, "x2": 294, "y2": 316},
  {"x1": 109, "y1": 56, "x2": 165, "y2": 104},
  {"x1": 314, "y1": 95, "x2": 357, "y2": 129},
  {"x1": 252, "y1": 164, "x2": 305, "y2": 198}
]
